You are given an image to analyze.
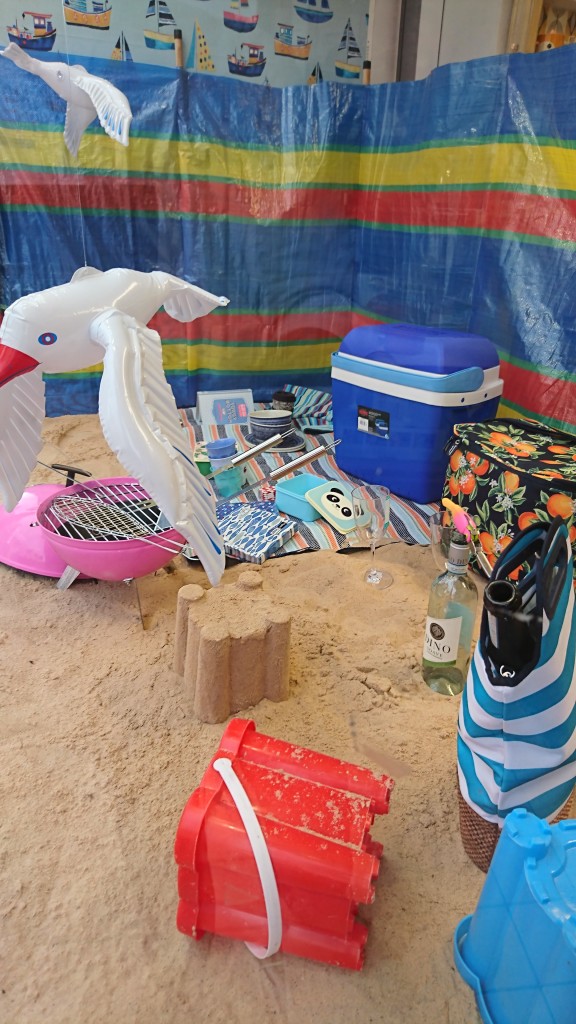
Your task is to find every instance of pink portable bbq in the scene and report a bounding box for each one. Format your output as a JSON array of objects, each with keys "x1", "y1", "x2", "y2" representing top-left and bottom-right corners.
[{"x1": 36, "y1": 477, "x2": 186, "y2": 582}]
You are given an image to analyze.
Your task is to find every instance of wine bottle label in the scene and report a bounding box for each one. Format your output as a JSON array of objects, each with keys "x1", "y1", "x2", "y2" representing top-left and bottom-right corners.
[{"x1": 423, "y1": 616, "x2": 462, "y2": 664}]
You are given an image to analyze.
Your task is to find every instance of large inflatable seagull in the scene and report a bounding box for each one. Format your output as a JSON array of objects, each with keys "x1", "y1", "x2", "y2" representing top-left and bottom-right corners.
[
  {"x1": 0, "y1": 268, "x2": 230, "y2": 586},
  {"x1": 1, "y1": 42, "x2": 132, "y2": 156}
]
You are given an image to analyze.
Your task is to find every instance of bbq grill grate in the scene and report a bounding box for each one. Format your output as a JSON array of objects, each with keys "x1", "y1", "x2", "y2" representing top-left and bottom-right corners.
[{"x1": 38, "y1": 480, "x2": 182, "y2": 553}]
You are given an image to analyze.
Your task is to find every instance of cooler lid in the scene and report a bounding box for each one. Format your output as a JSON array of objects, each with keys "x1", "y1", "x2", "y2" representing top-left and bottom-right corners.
[{"x1": 339, "y1": 323, "x2": 499, "y2": 374}]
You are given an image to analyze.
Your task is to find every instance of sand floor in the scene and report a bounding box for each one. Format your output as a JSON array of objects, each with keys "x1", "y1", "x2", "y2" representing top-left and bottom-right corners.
[{"x1": 0, "y1": 414, "x2": 485, "y2": 1024}]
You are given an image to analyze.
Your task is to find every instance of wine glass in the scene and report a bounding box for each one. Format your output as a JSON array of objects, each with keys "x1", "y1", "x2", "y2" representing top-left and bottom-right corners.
[
  {"x1": 429, "y1": 510, "x2": 453, "y2": 573},
  {"x1": 429, "y1": 509, "x2": 476, "y2": 574},
  {"x1": 351, "y1": 486, "x2": 394, "y2": 590}
]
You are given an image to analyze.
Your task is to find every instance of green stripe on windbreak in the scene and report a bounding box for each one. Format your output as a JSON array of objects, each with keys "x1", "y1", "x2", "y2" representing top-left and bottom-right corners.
[
  {"x1": 0, "y1": 161, "x2": 360, "y2": 191},
  {"x1": 499, "y1": 351, "x2": 576, "y2": 384},
  {"x1": 356, "y1": 181, "x2": 573, "y2": 198},
  {"x1": 2, "y1": 123, "x2": 569, "y2": 154},
  {"x1": 501, "y1": 396, "x2": 576, "y2": 434},
  {"x1": 44, "y1": 371, "x2": 102, "y2": 381},
  {"x1": 161, "y1": 338, "x2": 338, "y2": 349},
  {"x1": 129, "y1": 131, "x2": 576, "y2": 155},
  {"x1": 362, "y1": 220, "x2": 576, "y2": 250},
  {"x1": 0, "y1": 121, "x2": 57, "y2": 133},
  {"x1": 358, "y1": 134, "x2": 576, "y2": 155},
  {"x1": 2, "y1": 202, "x2": 354, "y2": 230}
]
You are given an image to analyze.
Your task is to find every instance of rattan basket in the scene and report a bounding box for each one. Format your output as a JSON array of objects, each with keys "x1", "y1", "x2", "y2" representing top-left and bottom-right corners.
[{"x1": 458, "y1": 784, "x2": 575, "y2": 873}]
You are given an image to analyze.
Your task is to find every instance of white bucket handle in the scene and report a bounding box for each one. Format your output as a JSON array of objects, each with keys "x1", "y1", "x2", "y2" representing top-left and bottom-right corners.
[{"x1": 213, "y1": 757, "x2": 283, "y2": 959}]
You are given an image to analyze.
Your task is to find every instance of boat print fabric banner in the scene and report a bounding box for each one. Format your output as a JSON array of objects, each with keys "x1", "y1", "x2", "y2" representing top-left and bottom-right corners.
[
  {"x1": 0, "y1": 0, "x2": 370, "y2": 86},
  {"x1": 0, "y1": 42, "x2": 576, "y2": 430}
]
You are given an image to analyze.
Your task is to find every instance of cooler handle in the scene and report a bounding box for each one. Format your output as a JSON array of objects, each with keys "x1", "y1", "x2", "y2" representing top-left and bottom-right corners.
[{"x1": 213, "y1": 757, "x2": 282, "y2": 960}]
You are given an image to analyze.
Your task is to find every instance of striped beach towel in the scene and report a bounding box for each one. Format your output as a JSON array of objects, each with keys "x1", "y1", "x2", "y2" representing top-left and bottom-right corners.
[
  {"x1": 279, "y1": 385, "x2": 333, "y2": 433},
  {"x1": 458, "y1": 518, "x2": 576, "y2": 825},
  {"x1": 180, "y1": 406, "x2": 435, "y2": 553}
]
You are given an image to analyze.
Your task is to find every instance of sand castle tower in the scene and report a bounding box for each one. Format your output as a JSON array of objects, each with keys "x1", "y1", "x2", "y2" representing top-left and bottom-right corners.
[{"x1": 174, "y1": 571, "x2": 291, "y2": 722}]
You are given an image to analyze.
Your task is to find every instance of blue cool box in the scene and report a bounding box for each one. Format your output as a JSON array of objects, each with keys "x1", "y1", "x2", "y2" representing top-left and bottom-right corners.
[{"x1": 331, "y1": 323, "x2": 503, "y2": 503}]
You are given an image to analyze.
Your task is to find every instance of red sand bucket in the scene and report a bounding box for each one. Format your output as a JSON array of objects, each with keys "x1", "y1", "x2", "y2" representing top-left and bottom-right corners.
[{"x1": 174, "y1": 719, "x2": 394, "y2": 970}]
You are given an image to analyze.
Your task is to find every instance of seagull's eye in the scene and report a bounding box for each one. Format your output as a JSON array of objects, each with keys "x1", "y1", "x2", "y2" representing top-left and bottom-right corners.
[
  {"x1": 38, "y1": 332, "x2": 57, "y2": 346},
  {"x1": 57, "y1": 71, "x2": 63, "y2": 80}
]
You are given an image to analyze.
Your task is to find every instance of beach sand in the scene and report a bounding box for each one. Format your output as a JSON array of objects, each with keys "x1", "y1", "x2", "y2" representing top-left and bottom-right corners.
[{"x1": 0, "y1": 414, "x2": 484, "y2": 1024}]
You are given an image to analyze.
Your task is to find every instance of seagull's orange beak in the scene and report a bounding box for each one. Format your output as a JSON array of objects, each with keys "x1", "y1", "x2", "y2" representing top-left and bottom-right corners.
[{"x1": 0, "y1": 345, "x2": 39, "y2": 387}]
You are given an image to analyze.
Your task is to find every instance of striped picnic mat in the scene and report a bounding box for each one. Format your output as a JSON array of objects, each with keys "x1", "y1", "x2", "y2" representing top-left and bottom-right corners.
[{"x1": 180, "y1": 408, "x2": 435, "y2": 556}]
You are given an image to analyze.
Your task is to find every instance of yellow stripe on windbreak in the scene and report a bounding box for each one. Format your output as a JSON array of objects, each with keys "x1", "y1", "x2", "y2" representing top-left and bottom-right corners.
[
  {"x1": 55, "y1": 340, "x2": 333, "y2": 380},
  {"x1": 162, "y1": 341, "x2": 334, "y2": 373},
  {"x1": 357, "y1": 142, "x2": 576, "y2": 192},
  {"x1": 1, "y1": 126, "x2": 355, "y2": 185},
  {"x1": 6, "y1": 127, "x2": 576, "y2": 193}
]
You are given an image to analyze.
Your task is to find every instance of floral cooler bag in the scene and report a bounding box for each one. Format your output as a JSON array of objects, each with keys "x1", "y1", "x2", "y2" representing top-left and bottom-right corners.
[{"x1": 442, "y1": 418, "x2": 576, "y2": 580}]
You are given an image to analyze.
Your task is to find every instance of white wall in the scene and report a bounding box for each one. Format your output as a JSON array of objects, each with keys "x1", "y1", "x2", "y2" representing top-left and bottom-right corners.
[
  {"x1": 368, "y1": 0, "x2": 515, "y2": 85},
  {"x1": 438, "y1": 0, "x2": 514, "y2": 67},
  {"x1": 367, "y1": 0, "x2": 403, "y2": 82},
  {"x1": 415, "y1": 0, "x2": 515, "y2": 79}
]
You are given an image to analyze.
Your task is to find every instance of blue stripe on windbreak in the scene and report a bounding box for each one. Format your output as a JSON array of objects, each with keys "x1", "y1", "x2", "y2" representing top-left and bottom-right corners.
[
  {"x1": 168, "y1": 370, "x2": 333, "y2": 409},
  {"x1": 363, "y1": 47, "x2": 576, "y2": 147},
  {"x1": 3, "y1": 209, "x2": 356, "y2": 312},
  {"x1": 44, "y1": 369, "x2": 333, "y2": 417},
  {"x1": 7, "y1": 49, "x2": 576, "y2": 173},
  {"x1": 7, "y1": 46, "x2": 576, "y2": 151},
  {"x1": 0, "y1": 52, "x2": 363, "y2": 151}
]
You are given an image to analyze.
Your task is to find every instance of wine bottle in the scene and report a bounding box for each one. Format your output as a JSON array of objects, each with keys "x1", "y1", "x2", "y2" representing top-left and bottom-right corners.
[{"x1": 422, "y1": 531, "x2": 478, "y2": 696}]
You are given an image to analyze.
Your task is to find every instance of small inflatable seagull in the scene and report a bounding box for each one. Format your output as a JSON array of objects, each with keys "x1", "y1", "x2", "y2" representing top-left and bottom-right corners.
[
  {"x1": 1, "y1": 42, "x2": 132, "y2": 157},
  {"x1": 0, "y1": 268, "x2": 230, "y2": 586}
]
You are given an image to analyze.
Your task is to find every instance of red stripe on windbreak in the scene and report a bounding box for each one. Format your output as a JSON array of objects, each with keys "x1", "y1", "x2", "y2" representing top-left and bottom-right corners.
[
  {"x1": 358, "y1": 189, "x2": 576, "y2": 241},
  {"x1": 6, "y1": 169, "x2": 576, "y2": 240},
  {"x1": 149, "y1": 309, "x2": 377, "y2": 343},
  {"x1": 1, "y1": 170, "x2": 356, "y2": 221},
  {"x1": 500, "y1": 360, "x2": 576, "y2": 423},
  {"x1": 7, "y1": 171, "x2": 576, "y2": 240}
]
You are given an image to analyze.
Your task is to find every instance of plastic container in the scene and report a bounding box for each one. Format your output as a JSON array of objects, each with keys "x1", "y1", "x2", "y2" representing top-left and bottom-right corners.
[
  {"x1": 174, "y1": 718, "x2": 394, "y2": 970},
  {"x1": 194, "y1": 455, "x2": 212, "y2": 477},
  {"x1": 331, "y1": 323, "x2": 503, "y2": 503},
  {"x1": 454, "y1": 808, "x2": 576, "y2": 1024},
  {"x1": 274, "y1": 473, "x2": 322, "y2": 520},
  {"x1": 205, "y1": 438, "x2": 237, "y2": 460},
  {"x1": 210, "y1": 456, "x2": 243, "y2": 499}
]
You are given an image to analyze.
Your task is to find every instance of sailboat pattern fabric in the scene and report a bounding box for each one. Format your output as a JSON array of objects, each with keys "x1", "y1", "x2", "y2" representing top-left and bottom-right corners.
[
  {"x1": 0, "y1": 1, "x2": 369, "y2": 85},
  {"x1": 457, "y1": 521, "x2": 576, "y2": 826}
]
